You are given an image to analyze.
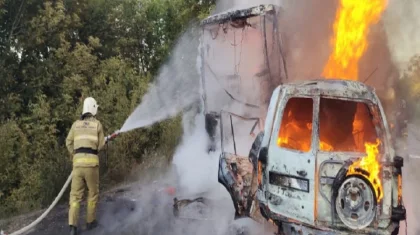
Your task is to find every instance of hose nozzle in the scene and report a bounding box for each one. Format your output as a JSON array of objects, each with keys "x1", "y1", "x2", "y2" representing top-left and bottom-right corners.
[{"x1": 105, "y1": 130, "x2": 120, "y2": 143}]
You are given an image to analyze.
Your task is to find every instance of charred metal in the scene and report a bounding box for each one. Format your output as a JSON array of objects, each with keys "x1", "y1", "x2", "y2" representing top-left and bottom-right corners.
[
  {"x1": 175, "y1": 3, "x2": 405, "y2": 235},
  {"x1": 254, "y1": 79, "x2": 401, "y2": 234},
  {"x1": 200, "y1": 5, "x2": 276, "y2": 26}
]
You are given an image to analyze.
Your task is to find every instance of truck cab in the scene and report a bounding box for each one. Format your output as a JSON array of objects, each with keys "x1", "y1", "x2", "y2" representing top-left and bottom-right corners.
[{"x1": 247, "y1": 79, "x2": 405, "y2": 234}]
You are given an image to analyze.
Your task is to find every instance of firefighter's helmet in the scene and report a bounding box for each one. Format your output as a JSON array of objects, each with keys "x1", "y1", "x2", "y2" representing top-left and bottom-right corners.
[{"x1": 82, "y1": 97, "x2": 99, "y2": 116}]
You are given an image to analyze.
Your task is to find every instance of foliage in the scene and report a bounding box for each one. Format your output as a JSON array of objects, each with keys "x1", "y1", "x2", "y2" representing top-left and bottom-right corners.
[{"x1": 0, "y1": 0, "x2": 215, "y2": 218}]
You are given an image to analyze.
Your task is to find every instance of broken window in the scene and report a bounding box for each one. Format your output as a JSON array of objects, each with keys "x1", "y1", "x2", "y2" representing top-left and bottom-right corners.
[
  {"x1": 319, "y1": 98, "x2": 378, "y2": 152},
  {"x1": 277, "y1": 97, "x2": 313, "y2": 152}
]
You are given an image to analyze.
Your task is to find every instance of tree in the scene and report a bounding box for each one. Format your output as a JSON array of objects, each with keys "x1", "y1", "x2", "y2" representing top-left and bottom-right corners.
[{"x1": 0, "y1": 0, "x2": 215, "y2": 218}]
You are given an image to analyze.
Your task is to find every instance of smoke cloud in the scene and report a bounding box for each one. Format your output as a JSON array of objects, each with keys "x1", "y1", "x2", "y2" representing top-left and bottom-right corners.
[
  {"x1": 214, "y1": 0, "x2": 338, "y2": 82},
  {"x1": 119, "y1": 26, "x2": 202, "y2": 133},
  {"x1": 382, "y1": 1, "x2": 420, "y2": 234},
  {"x1": 383, "y1": 0, "x2": 420, "y2": 76}
]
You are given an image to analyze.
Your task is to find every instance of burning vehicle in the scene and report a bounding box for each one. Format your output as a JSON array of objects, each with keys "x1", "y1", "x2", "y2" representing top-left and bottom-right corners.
[
  {"x1": 248, "y1": 79, "x2": 406, "y2": 235},
  {"x1": 211, "y1": 80, "x2": 407, "y2": 235},
  {"x1": 211, "y1": 79, "x2": 407, "y2": 235},
  {"x1": 174, "y1": 3, "x2": 407, "y2": 235}
]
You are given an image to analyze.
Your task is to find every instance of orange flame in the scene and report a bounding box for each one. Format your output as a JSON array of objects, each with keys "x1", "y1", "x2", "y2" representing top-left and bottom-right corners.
[
  {"x1": 322, "y1": 0, "x2": 387, "y2": 80},
  {"x1": 322, "y1": 0, "x2": 387, "y2": 203},
  {"x1": 347, "y1": 139, "x2": 383, "y2": 202},
  {"x1": 397, "y1": 174, "x2": 402, "y2": 204},
  {"x1": 320, "y1": 141, "x2": 333, "y2": 151}
]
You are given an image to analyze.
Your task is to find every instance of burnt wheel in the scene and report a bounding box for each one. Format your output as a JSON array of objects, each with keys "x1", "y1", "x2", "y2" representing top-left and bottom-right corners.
[{"x1": 335, "y1": 176, "x2": 377, "y2": 230}]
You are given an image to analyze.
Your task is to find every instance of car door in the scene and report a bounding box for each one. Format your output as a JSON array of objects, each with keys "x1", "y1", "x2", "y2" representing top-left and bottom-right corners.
[
  {"x1": 218, "y1": 112, "x2": 262, "y2": 218},
  {"x1": 265, "y1": 93, "x2": 319, "y2": 225}
]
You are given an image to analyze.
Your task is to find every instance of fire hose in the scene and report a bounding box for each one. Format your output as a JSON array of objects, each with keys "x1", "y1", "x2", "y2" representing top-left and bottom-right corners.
[{"x1": 6, "y1": 131, "x2": 120, "y2": 235}]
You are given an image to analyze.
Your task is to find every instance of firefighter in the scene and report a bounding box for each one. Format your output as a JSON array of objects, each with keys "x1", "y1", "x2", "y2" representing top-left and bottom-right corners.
[{"x1": 65, "y1": 97, "x2": 108, "y2": 235}]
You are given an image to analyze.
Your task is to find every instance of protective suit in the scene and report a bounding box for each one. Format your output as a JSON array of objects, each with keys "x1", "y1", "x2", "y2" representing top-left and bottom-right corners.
[{"x1": 66, "y1": 97, "x2": 105, "y2": 235}]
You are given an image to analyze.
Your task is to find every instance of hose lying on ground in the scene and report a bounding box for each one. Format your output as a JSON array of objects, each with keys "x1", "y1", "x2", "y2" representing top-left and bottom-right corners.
[
  {"x1": 9, "y1": 172, "x2": 73, "y2": 235},
  {"x1": 7, "y1": 132, "x2": 119, "y2": 235}
]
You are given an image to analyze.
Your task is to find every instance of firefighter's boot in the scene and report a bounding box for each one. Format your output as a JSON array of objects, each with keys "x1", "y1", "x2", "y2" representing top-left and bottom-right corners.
[
  {"x1": 69, "y1": 225, "x2": 77, "y2": 235},
  {"x1": 86, "y1": 220, "x2": 98, "y2": 230}
]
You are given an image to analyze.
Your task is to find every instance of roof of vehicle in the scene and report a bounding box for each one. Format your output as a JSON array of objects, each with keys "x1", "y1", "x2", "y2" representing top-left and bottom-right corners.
[
  {"x1": 280, "y1": 79, "x2": 377, "y2": 102},
  {"x1": 200, "y1": 4, "x2": 280, "y2": 26}
]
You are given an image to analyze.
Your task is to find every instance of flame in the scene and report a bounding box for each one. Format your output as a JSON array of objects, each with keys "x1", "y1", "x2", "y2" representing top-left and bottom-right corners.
[
  {"x1": 322, "y1": 0, "x2": 387, "y2": 80},
  {"x1": 277, "y1": 121, "x2": 312, "y2": 152},
  {"x1": 397, "y1": 174, "x2": 402, "y2": 204},
  {"x1": 320, "y1": 141, "x2": 333, "y2": 151},
  {"x1": 277, "y1": 99, "x2": 314, "y2": 152},
  {"x1": 321, "y1": 0, "x2": 387, "y2": 203},
  {"x1": 347, "y1": 139, "x2": 383, "y2": 202},
  {"x1": 278, "y1": 125, "x2": 333, "y2": 152},
  {"x1": 276, "y1": 99, "x2": 383, "y2": 202}
]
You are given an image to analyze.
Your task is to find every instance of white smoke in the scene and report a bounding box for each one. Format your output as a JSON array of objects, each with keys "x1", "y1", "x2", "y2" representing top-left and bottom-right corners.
[
  {"x1": 119, "y1": 26, "x2": 201, "y2": 133},
  {"x1": 383, "y1": 0, "x2": 420, "y2": 77},
  {"x1": 216, "y1": 0, "x2": 339, "y2": 82},
  {"x1": 382, "y1": 1, "x2": 420, "y2": 234},
  {"x1": 172, "y1": 113, "x2": 223, "y2": 196}
]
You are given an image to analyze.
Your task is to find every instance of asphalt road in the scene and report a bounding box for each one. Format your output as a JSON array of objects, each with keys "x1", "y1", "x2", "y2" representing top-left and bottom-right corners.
[
  {"x1": 19, "y1": 182, "x2": 221, "y2": 235},
  {"x1": 7, "y1": 177, "x2": 246, "y2": 235}
]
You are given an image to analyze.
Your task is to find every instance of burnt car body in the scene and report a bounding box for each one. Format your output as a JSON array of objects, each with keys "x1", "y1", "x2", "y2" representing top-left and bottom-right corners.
[
  {"x1": 174, "y1": 4, "x2": 406, "y2": 235},
  {"x1": 218, "y1": 79, "x2": 406, "y2": 234}
]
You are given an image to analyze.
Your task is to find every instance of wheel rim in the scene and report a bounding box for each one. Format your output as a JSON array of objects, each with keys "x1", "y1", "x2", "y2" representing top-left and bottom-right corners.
[{"x1": 335, "y1": 176, "x2": 376, "y2": 229}]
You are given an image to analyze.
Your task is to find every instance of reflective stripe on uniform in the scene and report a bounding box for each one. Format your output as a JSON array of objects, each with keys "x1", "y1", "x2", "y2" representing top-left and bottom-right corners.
[
  {"x1": 88, "y1": 200, "x2": 96, "y2": 208},
  {"x1": 71, "y1": 202, "x2": 80, "y2": 209},
  {"x1": 73, "y1": 157, "x2": 99, "y2": 164},
  {"x1": 73, "y1": 119, "x2": 100, "y2": 151},
  {"x1": 74, "y1": 134, "x2": 98, "y2": 142}
]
